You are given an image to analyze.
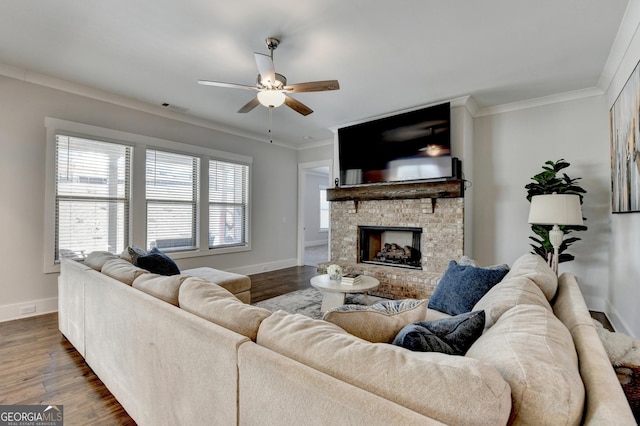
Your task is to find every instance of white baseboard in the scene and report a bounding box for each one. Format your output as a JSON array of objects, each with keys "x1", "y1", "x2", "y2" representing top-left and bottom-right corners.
[
  {"x1": 305, "y1": 240, "x2": 328, "y2": 248},
  {"x1": 604, "y1": 299, "x2": 636, "y2": 337},
  {"x1": 0, "y1": 297, "x2": 58, "y2": 323}
]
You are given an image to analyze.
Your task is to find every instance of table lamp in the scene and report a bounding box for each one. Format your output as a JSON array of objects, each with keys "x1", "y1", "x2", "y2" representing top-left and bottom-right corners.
[{"x1": 527, "y1": 193, "x2": 583, "y2": 274}]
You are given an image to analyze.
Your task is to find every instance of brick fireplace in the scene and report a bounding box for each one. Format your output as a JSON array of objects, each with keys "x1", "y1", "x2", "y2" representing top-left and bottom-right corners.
[{"x1": 319, "y1": 180, "x2": 464, "y2": 299}]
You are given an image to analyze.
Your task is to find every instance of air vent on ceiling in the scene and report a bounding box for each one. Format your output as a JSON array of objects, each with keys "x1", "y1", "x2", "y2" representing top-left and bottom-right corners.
[{"x1": 161, "y1": 102, "x2": 189, "y2": 113}]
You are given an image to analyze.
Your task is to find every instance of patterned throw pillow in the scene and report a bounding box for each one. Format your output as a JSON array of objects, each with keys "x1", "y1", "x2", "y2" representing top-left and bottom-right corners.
[
  {"x1": 322, "y1": 299, "x2": 428, "y2": 343},
  {"x1": 428, "y1": 260, "x2": 509, "y2": 316},
  {"x1": 392, "y1": 310, "x2": 485, "y2": 355},
  {"x1": 126, "y1": 246, "x2": 147, "y2": 264}
]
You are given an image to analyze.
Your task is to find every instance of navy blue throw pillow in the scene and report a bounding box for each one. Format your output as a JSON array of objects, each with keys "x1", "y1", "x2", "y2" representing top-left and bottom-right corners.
[
  {"x1": 135, "y1": 247, "x2": 180, "y2": 276},
  {"x1": 392, "y1": 310, "x2": 485, "y2": 355},
  {"x1": 428, "y1": 260, "x2": 508, "y2": 316}
]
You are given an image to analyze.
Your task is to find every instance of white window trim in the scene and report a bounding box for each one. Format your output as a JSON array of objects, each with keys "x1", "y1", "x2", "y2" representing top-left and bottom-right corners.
[{"x1": 44, "y1": 117, "x2": 252, "y2": 273}]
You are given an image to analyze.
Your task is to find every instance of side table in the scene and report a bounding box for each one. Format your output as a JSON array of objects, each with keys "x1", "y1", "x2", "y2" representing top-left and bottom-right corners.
[{"x1": 310, "y1": 274, "x2": 380, "y2": 312}]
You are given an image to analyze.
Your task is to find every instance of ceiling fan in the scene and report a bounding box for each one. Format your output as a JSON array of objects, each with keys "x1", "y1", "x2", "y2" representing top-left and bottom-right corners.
[{"x1": 198, "y1": 37, "x2": 339, "y2": 116}]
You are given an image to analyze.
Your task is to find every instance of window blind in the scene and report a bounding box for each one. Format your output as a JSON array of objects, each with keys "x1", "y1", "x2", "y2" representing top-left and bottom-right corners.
[
  {"x1": 209, "y1": 160, "x2": 248, "y2": 248},
  {"x1": 146, "y1": 150, "x2": 200, "y2": 251},
  {"x1": 55, "y1": 135, "x2": 131, "y2": 261}
]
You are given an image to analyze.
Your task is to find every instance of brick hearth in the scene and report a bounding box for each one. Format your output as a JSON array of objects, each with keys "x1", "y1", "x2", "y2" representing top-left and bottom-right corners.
[{"x1": 319, "y1": 181, "x2": 464, "y2": 300}]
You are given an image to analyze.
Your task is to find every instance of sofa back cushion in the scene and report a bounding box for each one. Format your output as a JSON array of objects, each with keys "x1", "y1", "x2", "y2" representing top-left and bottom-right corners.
[
  {"x1": 132, "y1": 273, "x2": 189, "y2": 306},
  {"x1": 181, "y1": 267, "x2": 251, "y2": 295},
  {"x1": 322, "y1": 299, "x2": 428, "y2": 343},
  {"x1": 178, "y1": 277, "x2": 270, "y2": 341},
  {"x1": 84, "y1": 251, "x2": 120, "y2": 271},
  {"x1": 466, "y1": 304, "x2": 584, "y2": 425},
  {"x1": 503, "y1": 253, "x2": 557, "y2": 300},
  {"x1": 472, "y1": 275, "x2": 552, "y2": 330},
  {"x1": 101, "y1": 258, "x2": 149, "y2": 285},
  {"x1": 257, "y1": 310, "x2": 512, "y2": 426}
]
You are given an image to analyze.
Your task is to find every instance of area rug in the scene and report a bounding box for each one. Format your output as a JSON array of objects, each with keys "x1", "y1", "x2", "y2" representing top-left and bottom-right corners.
[{"x1": 253, "y1": 287, "x2": 387, "y2": 320}]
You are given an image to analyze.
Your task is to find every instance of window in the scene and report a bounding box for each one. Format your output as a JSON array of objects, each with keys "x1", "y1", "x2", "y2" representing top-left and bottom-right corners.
[
  {"x1": 319, "y1": 185, "x2": 329, "y2": 230},
  {"x1": 46, "y1": 117, "x2": 253, "y2": 272},
  {"x1": 146, "y1": 150, "x2": 200, "y2": 252},
  {"x1": 209, "y1": 160, "x2": 249, "y2": 248},
  {"x1": 55, "y1": 135, "x2": 131, "y2": 261}
]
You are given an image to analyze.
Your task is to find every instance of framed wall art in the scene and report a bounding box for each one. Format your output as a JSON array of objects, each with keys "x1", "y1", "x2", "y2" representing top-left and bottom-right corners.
[{"x1": 610, "y1": 59, "x2": 640, "y2": 213}]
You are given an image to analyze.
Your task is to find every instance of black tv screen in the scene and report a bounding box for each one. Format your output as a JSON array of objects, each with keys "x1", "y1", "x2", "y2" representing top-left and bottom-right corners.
[{"x1": 338, "y1": 102, "x2": 452, "y2": 185}]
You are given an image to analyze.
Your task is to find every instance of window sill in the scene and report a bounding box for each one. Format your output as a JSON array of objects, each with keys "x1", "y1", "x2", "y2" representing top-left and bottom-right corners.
[{"x1": 44, "y1": 244, "x2": 251, "y2": 274}]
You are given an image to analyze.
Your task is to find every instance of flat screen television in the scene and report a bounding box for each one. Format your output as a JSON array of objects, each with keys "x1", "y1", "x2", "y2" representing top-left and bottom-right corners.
[{"x1": 338, "y1": 102, "x2": 454, "y2": 186}]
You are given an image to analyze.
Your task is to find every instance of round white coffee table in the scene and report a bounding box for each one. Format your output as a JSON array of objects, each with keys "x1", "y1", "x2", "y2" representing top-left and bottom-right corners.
[{"x1": 310, "y1": 274, "x2": 380, "y2": 312}]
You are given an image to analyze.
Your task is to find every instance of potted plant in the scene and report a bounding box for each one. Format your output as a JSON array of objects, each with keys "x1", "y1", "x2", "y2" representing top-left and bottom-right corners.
[{"x1": 525, "y1": 159, "x2": 587, "y2": 264}]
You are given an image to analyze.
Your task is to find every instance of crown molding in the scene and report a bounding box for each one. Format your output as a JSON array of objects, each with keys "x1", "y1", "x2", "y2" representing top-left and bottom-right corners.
[
  {"x1": 474, "y1": 87, "x2": 604, "y2": 117},
  {"x1": 0, "y1": 62, "x2": 299, "y2": 149}
]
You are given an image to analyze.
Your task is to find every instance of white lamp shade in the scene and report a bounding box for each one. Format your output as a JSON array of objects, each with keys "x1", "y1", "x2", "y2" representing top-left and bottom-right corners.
[
  {"x1": 528, "y1": 193, "x2": 583, "y2": 226},
  {"x1": 257, "y1": 90, "x2": 286, "y2": 108}
]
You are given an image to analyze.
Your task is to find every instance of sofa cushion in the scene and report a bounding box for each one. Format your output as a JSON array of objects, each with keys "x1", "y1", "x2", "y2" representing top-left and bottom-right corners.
[
  {"x1": 322, "y1": 299, "x2": 427, "y2": 343},
  {"x1": 428, "y1": 260, "x2": 509, "y2": 316},
  {"x1": 134, "y1": 247, "x2": 180, "y2": 276},
  {"x1": 473, "y1": 275, "x2": 552, "y2": 330},
  {"x1": 101, "y1": 258, "x2": 149, "y2": 285},
  {"x1": 257, "y1": 311, "x2": 512, "y2": 426},
  {"x1": 425, "y1": 308, "x2": 452, "y2": 321},
  {"x1": 178, "y1": 277, "x2": 270, "y2": 341},
  {"x1": 132, "y1": 273, "x2": 189, "y2": 306},
  {"x1": 84, "y1": 251, "x2": 119, "y2": 271},
  {"x1": 392, "y1": 310, "x2": 485, "y2": 355},
  {"x1": 181, "y1": 267, "x2": 251, "y2": 295},
  {"x1": 466, "y1": 304, "x2": 584, "y2": 425},
  {"x1": 503, "y1": 253, "x2": 557, "y2": 300}
]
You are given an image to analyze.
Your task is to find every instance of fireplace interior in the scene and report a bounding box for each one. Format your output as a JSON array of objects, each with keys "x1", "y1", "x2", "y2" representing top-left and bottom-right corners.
[{"x1": 359, "y1": 226, "x2": 422, "y2": 269}]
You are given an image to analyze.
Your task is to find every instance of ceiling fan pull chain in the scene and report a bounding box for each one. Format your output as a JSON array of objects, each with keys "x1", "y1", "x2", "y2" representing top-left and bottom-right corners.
[{"x1": 268, "y1": 106, "x2": 273, "y2": 143}]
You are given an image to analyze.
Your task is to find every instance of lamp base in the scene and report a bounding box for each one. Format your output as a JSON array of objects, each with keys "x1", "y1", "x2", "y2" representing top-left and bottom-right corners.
[{"x1": 549, "y1": 224, "x2": 563, "y2": 275}]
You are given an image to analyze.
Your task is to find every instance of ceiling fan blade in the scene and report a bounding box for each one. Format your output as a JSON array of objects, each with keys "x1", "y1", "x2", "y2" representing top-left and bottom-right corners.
[
  {"x1": 198, "y1": 80, "x2": 258, "y2": 90},
  {"x1": 237, "y1": 97, "x2": 261, "y2": 113},
  {"x1": 284, "y1": 95, "x2": 313, "y2": 116},
  {"x1": 283, "y1": 80, "x2": 340, "y2": 93},
  {"x1": 254, "y1": 52, "x2": 276, "y2": 86}
]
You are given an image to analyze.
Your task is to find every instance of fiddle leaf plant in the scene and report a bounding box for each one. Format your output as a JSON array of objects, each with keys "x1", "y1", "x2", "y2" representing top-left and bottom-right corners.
[{"x1": 524, "y1": 159, "x2": 587, "y2": 264}]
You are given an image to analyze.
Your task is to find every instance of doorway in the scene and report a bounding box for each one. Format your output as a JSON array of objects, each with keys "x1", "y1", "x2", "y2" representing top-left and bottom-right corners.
[{"x1": 297, "y1": 161, "x2": 331, "y2": 267}]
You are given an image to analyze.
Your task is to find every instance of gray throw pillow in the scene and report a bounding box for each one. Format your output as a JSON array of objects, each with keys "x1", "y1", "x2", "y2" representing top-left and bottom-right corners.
[
  {"x1": 392, "y1": 310, "x2": 485, "y2": 355},
  {"x1": 428, "y1": 260, "x2": 508, "y2": 315}
]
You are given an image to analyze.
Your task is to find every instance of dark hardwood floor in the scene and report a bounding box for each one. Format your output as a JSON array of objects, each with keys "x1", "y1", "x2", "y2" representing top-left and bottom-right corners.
[
  {"x1": 0, "y1": 313, "x2": 136, "y2": 425},
  {"x1": 248, "y1": 265, "x2": 317, "y2": 303},
  {"x1": 0, "y1": 266, "x2": 315, "y2": 425}
]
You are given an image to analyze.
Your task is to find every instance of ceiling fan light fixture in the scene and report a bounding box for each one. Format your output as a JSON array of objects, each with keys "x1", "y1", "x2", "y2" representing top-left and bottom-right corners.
[{"x1": 257, "y1": 90, "x2": 286, "y2": 108}]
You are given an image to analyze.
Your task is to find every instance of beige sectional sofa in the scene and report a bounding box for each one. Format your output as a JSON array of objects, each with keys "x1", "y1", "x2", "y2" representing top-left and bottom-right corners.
[{"x1": 58, "y1": 252, "x2": 635, "y2": 425}]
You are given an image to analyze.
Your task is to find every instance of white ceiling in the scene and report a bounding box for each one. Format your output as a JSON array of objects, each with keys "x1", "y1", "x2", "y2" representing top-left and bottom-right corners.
[{"x1": 0, "y1": 1, "x2": 631, "y2": 148}]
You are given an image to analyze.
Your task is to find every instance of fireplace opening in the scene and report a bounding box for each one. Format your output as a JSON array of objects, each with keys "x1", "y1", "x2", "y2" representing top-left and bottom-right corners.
[{"x1": 359, "y1": 226, "x2": 422, "y2": 269}]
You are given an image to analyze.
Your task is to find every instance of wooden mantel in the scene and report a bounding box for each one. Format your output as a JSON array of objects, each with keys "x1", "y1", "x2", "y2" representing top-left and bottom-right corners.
[{"x1": 326, "y1": 179, "x2": 464, "y2": 202}]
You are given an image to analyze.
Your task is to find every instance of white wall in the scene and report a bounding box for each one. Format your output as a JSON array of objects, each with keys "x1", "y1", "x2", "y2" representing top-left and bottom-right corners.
[
  {"x1": 473, "y1": 96, "x2": 612, "y2": 311},
  {"x1": 0, "y1": 76, "x2": 299, "y2": 321},
  {"x1": 605, "y1": 1, "x2": 640, "y2": 337}
]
